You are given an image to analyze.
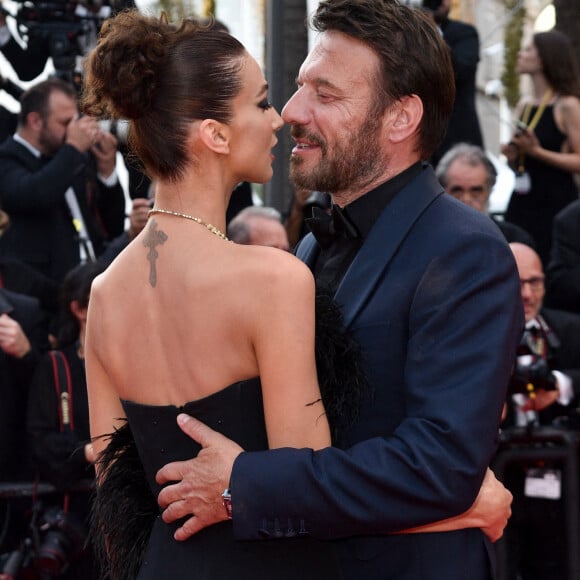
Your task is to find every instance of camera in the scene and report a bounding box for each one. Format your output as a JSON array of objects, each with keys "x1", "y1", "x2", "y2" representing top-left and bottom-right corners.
[
  {"x1": 34, "y1": 507, "x2": 87, "y2": 576},
  {"x1": 509, "y1": 355, "x2": 557, "y2": 395},
  {"x1": 0, "y1": 501, "x2": 87, "y2": 578},
  {"x1": 6, "y1": 0, "x2": 110, "y2": 82}
]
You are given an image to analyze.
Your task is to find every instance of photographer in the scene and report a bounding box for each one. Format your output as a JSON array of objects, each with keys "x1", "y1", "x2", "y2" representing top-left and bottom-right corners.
[
  {"x1": 505, "y1": 243, "x2": 580, "y2": 427},
  {"x1": 0, "y1": 77, "x2": 126, "y2": 282},
  {"x1": 25, "y1": 262, "x2": 104, "y2": 579},
  {"x1": 500, "y1": 242, "x2": 580, "y2": 580}
]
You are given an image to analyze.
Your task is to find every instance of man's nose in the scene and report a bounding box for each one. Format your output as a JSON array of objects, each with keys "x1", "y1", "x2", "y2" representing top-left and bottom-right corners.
[{"x1": 282, "y1": 89, "x2": 309, "y2": 126}]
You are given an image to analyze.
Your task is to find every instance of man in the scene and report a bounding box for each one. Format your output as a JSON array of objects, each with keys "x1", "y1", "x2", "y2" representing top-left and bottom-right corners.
[
  {"x1": 423, "y1": 0, "x2": 484, "y2": 165},
  {"x1": 546, "y1": 198, "x2": 580, "y2": 314},
  {"x1": 0, "y1": 287, "x2": 50, "y2": 482},
  {"x1": 157, "y1": 2, "x2": 523, "y2": 578},
  {"x1": 506, "y1": 243, "x2": 579, "y2": 427},
  {"x1": 500, "y1": 242, "x2": 580, "y2": 580},
  {"x1": 0, "y1": 78, "x2": 126, "y2": 281},
  {"x1": 227, "y1": 206, "x2": 290, "y2": 251},
  {"x1": 435, "y1": 143, "x2": 535, "y2": 246}
]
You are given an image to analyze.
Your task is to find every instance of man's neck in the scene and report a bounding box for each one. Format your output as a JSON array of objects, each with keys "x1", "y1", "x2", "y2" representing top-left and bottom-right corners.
[{"x1": 331, "y1": 158, "x2": 421, "y2": 208}]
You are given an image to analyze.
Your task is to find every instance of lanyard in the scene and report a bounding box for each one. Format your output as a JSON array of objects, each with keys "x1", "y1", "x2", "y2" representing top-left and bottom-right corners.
[{"x1": 518, "y1": 89, "x2": 553, "y2": 173}]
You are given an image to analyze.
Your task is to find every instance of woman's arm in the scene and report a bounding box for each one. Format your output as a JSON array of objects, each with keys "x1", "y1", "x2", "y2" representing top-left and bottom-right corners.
[
  {"x1": 514, "y1": 95, "x2": 580, "y2": 173},
  {"x1": 399, "y1": 468, "x2": 512, "y2": 542},
  {"x1": 251, "y1": 253, "x2": 331, "y2": 451},
  {"x1": 85, "y1": 282, "x2": 127, "y2": 478}
]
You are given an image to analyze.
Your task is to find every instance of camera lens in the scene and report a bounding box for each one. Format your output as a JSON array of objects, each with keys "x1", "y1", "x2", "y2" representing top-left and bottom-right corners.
[{"x1": 35, "y1": 530, "x2": 70, "y2": 576}]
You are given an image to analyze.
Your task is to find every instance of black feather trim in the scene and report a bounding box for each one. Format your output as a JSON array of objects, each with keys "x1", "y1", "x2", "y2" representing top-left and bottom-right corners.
[
  {"x1": 89, "y1": 422, "x2": 158, "y2": 580},
  {"x1": 314, "y1": 292, "x2": 367, "y2": 446}
]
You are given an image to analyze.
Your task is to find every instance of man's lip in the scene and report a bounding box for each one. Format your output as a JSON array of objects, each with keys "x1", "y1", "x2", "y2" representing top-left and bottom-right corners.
[{"x1": 292, "y1": 140, "x2": 319, "y2": 152}]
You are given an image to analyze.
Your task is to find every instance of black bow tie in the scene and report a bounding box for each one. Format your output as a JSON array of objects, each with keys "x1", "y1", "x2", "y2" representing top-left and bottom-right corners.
[{"x1": 306, "y1": 205, "x2": 360, "y2": 248}]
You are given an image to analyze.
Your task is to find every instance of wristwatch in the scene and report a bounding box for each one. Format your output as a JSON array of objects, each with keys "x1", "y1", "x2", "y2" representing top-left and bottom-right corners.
[{"x1": 222, "y1": 488, "x2": 233, "y2": 519}]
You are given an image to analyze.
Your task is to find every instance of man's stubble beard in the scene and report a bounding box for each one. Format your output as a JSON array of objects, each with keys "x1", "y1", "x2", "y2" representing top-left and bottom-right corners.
[{"x1": 289, "y1": 112, "x2": 384, "y2": 196}]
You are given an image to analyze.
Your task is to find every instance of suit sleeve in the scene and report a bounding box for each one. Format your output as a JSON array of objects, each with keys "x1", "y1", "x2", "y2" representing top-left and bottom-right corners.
[
  {"x1": 0, "y1": 144, "x2": 88, "y2": 212},
  {"x1": 231, "y1": 231, "x2": 523, "y2": 540}
]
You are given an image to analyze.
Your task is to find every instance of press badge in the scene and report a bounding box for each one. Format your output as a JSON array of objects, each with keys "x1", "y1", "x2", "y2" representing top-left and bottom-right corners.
[
  {"x1": 514, "y1": 171, "x2": 531, "y2": 194},
  {"x1": 524, "y1": 468, "x2": 561, "y2": 500}
]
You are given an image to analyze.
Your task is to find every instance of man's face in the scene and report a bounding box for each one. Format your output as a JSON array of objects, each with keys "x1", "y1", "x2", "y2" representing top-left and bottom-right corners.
[
  {"x1": 38, "y1": 90, "x2": 78, "y2": 157},
  {"x1": 444, "y1": 158, "x2": 490, "y2": 213},
  {"x1": 282, "y1": 31, "x2": 385, "y2": 198},
  {"x1": 248, "y1": 218, "x2": 290, "y2": 251},
  {"x1": 512, "y1": 245, "x2": 545, "y2": 322}
]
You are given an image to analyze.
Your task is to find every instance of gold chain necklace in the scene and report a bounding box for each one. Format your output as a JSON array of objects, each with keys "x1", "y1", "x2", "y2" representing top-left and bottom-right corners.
[{"x1": 148, "y1": 208, "x2": 229, "y2": 241}]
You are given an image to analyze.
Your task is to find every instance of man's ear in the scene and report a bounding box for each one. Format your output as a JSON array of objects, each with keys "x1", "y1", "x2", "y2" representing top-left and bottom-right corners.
[
  {"x1": 384, "y1": 94, "x2": 423, "y2": 145},
  {"x1": 198, "y1": 118, "x2": 230, "y2": 154},
  {"x1": 27, "y1": 111, "x2": 43, "y2": 132}
]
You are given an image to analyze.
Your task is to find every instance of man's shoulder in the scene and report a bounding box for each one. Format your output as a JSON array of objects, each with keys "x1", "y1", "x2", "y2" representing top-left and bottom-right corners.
[
  {"x1": 542, "y1": 307, "x2": 580, "y2": 330},
  {"x1": 555, "y1": 198, "x2": 580, "y2": 226},
  {"x1": 443, "y1": 18, "x2": 478, "y2": 37},
  {"x1": 0, "y1": 136, "x2": 34, "y2": 162}
]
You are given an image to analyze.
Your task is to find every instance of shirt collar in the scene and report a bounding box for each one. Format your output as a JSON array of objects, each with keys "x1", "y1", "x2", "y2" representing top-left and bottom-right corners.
[
  {"x1": 14, "y1": 133, "x2": 41, "y2": 158},
  {"x1": 339, "y1": 161, "x2": 425, "y2": 239}
]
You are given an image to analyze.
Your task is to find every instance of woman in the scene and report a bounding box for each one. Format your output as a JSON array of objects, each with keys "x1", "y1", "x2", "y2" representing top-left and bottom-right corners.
[
  {"x1": 503, "y1": 30, "x2": 580, "y2": 265},
  {"x1": 84, "y1": 11, "x2": 509, "y2": 580}
]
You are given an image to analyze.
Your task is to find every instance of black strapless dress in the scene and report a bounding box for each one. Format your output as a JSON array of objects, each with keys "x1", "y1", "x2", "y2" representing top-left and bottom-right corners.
[{"x1": 92, "y1": 294, "x2": 365, "y2": 580}]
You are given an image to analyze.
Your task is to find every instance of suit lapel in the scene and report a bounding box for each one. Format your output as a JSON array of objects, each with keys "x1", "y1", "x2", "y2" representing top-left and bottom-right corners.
[
  {"x1": 335, "y1": 166, "x2": 443, "y2": 328},
  {"x1": 295, "y1": 233, "x2": 320, "y2": 270}
]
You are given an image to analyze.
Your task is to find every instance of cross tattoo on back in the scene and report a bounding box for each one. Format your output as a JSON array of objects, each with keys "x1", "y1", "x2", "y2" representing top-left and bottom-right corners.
[{"x1": 143, "y1": 219, "x2": 168, "y2": 287}]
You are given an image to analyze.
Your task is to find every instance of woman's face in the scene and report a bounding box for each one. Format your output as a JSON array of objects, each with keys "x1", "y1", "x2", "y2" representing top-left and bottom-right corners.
[
  {"x1": 516, "y1": 41, "x2": 543, "y2": 76},
  {"x1": 227, "y1": 53, "x2": 284, "y2": 184}
]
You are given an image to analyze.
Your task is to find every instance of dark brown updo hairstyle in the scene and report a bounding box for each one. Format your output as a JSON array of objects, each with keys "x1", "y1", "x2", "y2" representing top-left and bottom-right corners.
[{"x1": 82, "y1": 10, "x2": 247, "y2": 182}]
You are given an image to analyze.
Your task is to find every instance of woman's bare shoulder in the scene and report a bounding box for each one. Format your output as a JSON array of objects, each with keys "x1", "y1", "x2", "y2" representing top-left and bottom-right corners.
[{"x1": 231, "y1": 245, "x2": 314, "y2": 296}]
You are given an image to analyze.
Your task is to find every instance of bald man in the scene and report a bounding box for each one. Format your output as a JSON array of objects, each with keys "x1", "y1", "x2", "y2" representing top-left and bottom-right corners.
[
  {"x1": 503, "y1": 242, "x2": 580, "y2": 580},
  {"x1": 227, "y1": 206, "x2": 290, "y2": 252}
]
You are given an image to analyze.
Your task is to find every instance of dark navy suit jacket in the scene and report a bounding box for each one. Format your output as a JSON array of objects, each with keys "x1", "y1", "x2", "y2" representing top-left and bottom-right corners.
[{"x1": 230, "y1": 166, "x2": 524, "y2": 579}]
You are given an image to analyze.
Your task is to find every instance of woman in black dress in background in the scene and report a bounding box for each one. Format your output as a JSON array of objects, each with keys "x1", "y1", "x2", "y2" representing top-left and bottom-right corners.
[{"x1": 503, "y1": 30, "x2": 580, "y2": 265}]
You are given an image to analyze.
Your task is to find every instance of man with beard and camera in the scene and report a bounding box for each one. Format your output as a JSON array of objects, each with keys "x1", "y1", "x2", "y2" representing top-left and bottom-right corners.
[
  {"x1": 499, "y1": 242, "x2": 580, "y2": 580},
  {"x1": 0, "y1": 77, "x2": 126, "y2": 283}
]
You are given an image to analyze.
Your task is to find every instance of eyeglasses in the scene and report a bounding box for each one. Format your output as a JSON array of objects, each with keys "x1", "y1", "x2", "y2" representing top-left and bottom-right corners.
[{"x1": 520, "y1": 276, "x2": 544, "y2": 292}]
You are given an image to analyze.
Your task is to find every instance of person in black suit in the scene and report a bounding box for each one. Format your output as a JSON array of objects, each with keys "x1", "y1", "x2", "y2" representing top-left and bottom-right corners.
[
  {"x1": 501, "y1": 242, "x2": 580, "y2": 580},
  {"x1": 545, "y1": 198, "x2": 580, "y2": 315},
  {"x1": 425, "y1": 0, "x2": 484, "y2": 166},
  {"x1": 0, "y1": 288, "x2": 51, "y2": 482},
  {"x1": 155, "y1": 2, "x2": 522, "y2": 578},
  {"x1": 0, "y1": 77, "x2": 126, "y2": 282},
  {"x1": 436, "y1": 143, "x2": 536, "y2": 246}
]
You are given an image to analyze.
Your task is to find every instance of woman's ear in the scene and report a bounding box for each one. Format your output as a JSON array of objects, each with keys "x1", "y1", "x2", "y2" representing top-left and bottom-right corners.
[
  {"x1": 198, "y1": 118, "x2": 230, "y2": 154},
  {"x1": 70, "y1": 299, "x2": 87, "y2": 323},
  {"x1": 384, "y1": 94, "x2": 424, "y2": 145}
]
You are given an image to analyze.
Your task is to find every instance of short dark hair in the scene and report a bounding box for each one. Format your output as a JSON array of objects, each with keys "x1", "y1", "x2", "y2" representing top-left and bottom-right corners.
[
  {"x1": 83, "y1": 10, "x2": 247, "y2": 182},
  {"x1": 311, "y1": 0, "x2": 455, "y2": 158},
  {"x1": 18, "y1": 77, "x2": 77, "y2": 127}
]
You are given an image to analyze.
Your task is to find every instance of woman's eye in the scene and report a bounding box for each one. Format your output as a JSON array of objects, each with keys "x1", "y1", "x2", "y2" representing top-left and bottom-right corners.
[{"x1": 258, "y1": 99, "x2": 273, "y2": 110}]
